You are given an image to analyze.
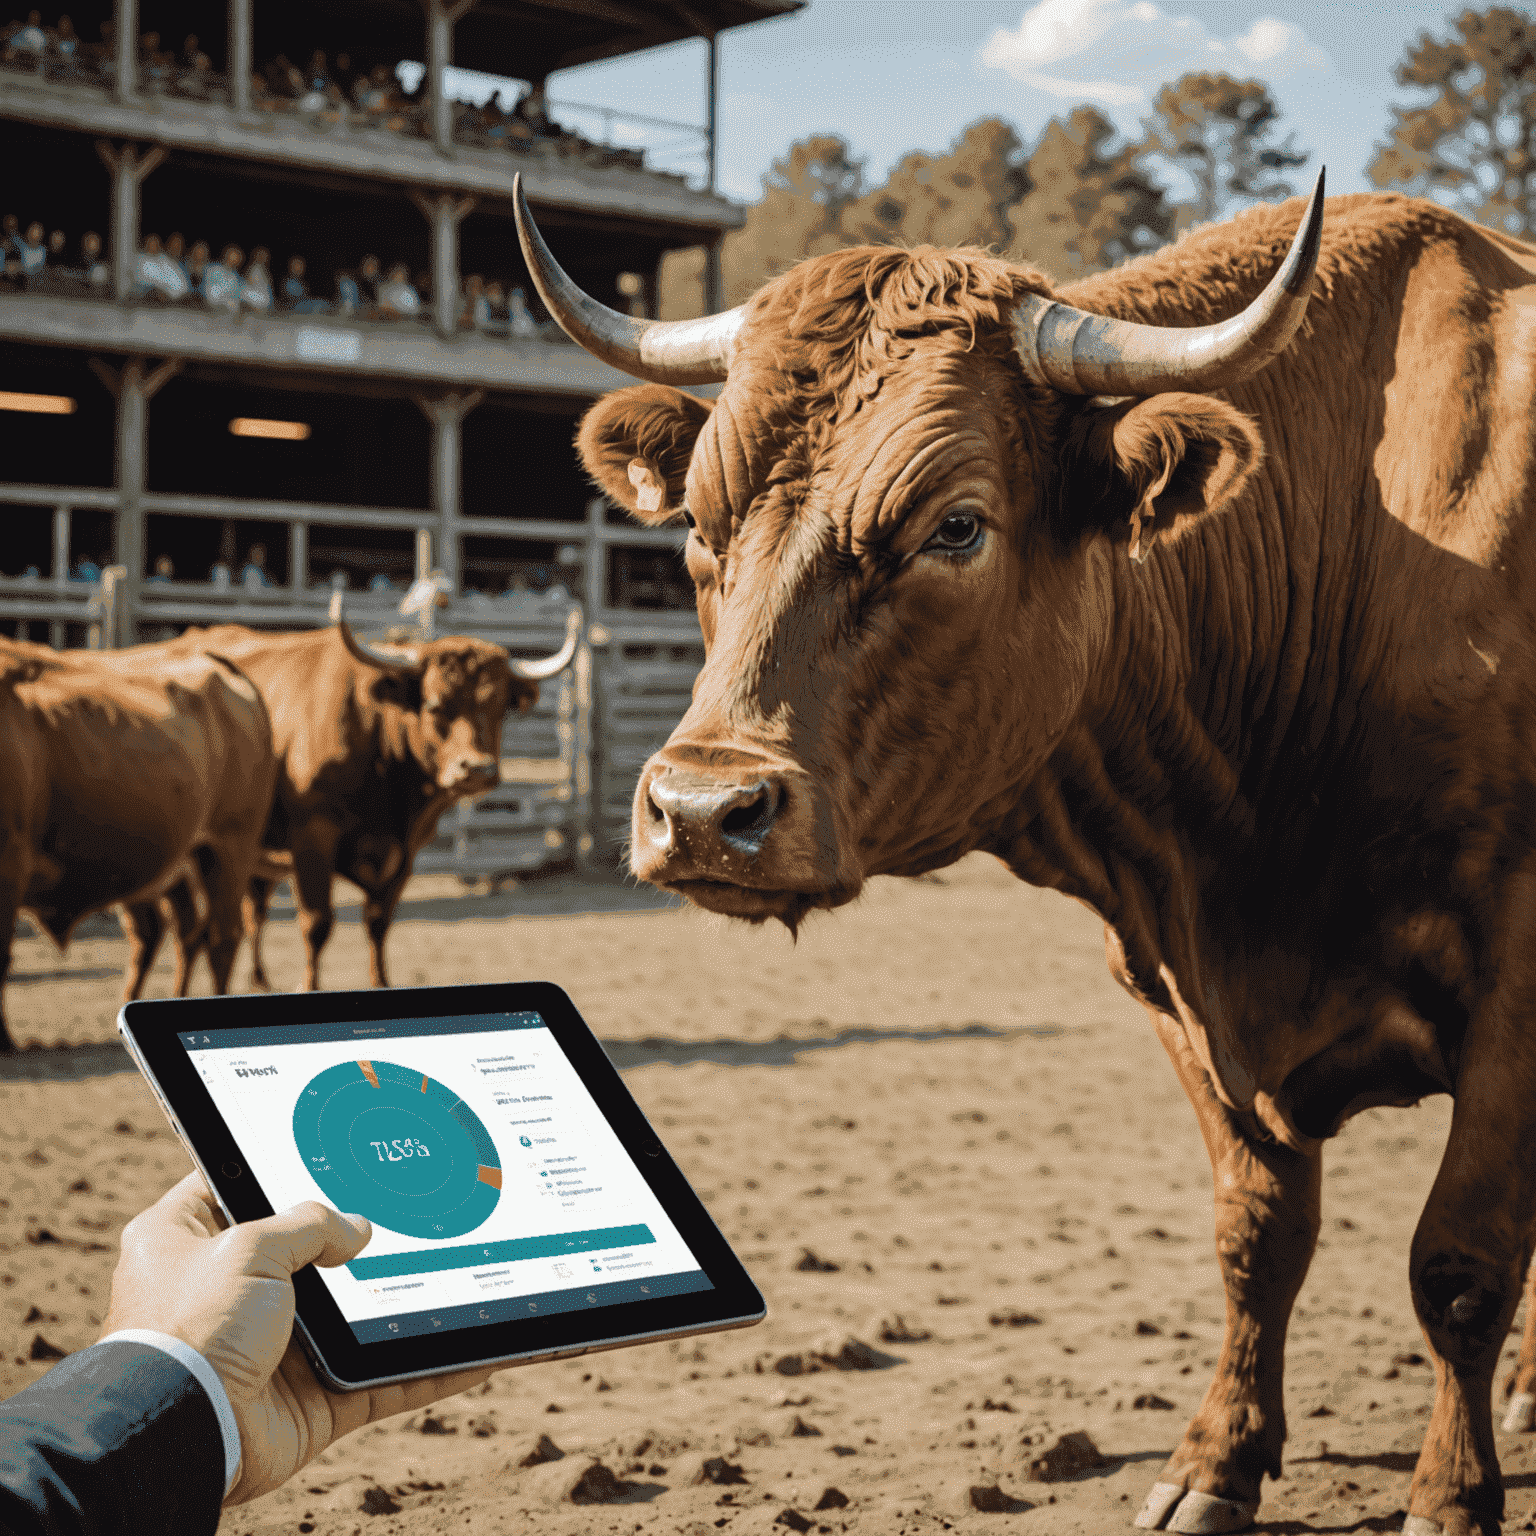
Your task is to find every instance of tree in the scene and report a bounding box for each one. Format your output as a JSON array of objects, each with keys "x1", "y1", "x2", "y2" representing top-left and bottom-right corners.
[
  {"x1": 1368, "y1": 7, "x2": 1536, "y2": 237},
  {"x1": 659, "y1": 134, "x2": 863, "y2": 318},
  {"x1": 838, "y1": 118, "x2": 1028, "y2": 250},
  {"x1": 1143, "y1": 71, "x2": 1307, "y2": 231},
  {"x1": 1012, "y1": 106, "x2": 1175, "y2": 280}
]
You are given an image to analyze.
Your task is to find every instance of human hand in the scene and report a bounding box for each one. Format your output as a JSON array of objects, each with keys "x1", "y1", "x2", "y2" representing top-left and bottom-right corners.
[{"x1": 103, "y1": 1170, "x2": 496, "y2": 1504}]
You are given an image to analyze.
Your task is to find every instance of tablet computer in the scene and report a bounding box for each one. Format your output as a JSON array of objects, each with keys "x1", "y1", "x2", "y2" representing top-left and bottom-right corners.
[{"x1": 117, "y1": 981, "x2": 765, "y2": 1391}]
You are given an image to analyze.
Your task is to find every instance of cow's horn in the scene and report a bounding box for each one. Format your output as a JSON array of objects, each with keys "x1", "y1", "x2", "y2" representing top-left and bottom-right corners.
[
  {"x1": 513, "y1": 173, "x2": 743, "y2": 385},
  {"x1": 329, "y1": 590, "x2": 421, "y2": 674},
  {"x1": 1013, "y1": 169, "x2": 1326, "y2": 396},
  {"x1": 510, "y1": 606, "x2": 581, "y2": 682}
]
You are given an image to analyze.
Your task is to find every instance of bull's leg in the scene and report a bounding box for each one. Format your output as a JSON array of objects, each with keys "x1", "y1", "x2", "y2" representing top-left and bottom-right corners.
[
  {"x1": 1134, "y1": 1010, "x2": 1321, "y2": 1535},
  {"x1": 362, "y1": 871, "x2": 412, "y2": 989},
  {"x1": 197, "y1": 850, "x2": 247, "y2": 997},
  {"x1": 1500, "y1": 1261, "x2": 1536, "y2": 1432},
  {"x1": 289, "y1": 824, "x2": 339, "y2": 992},
  {"x1": 120, "y1": 901, "x2": 164, "y2": 1002},
  {"x1": 242, "y1": 876, "x2": 276, "y2": 992},
  {"x1": 0, "y1": 868, "x2": 20, "y2": 1053},
  {"x1": 164, "y1": 879, "x2": 205, "y2": 998},
  {"x1": 1403, "y1": 1026, "x2": 1536, "y2": 1536}
]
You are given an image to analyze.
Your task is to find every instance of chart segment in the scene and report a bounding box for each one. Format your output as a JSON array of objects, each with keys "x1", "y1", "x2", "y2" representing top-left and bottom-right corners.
[{"x1": 292, "y1": 1059, "x2": 501, "y2": 1238}]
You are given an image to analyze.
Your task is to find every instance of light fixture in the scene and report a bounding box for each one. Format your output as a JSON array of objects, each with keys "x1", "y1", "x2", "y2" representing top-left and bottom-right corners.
[
  {"x1": 230, "y1": 417, "x2": 311, "y2": 441},
  {"x1": 0, "y1": 391, "x2": 76, "y2": 415}
]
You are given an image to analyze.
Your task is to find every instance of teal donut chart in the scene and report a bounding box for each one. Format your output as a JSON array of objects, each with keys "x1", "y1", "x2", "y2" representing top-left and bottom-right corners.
[{"x1": 292, "y1": 1059, "x2": 501, "y2": 1240}]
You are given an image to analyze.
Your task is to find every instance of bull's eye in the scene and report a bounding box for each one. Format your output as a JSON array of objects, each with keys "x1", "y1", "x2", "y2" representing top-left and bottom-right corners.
[{"x1": 925, "y1": 509, "x2": 983, "y2": 554}]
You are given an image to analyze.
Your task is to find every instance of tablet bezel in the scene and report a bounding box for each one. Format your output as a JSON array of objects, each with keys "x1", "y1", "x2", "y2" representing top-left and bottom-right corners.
[{"x1": 118, "y1": 981, "x2": 765, "y2": 1390}]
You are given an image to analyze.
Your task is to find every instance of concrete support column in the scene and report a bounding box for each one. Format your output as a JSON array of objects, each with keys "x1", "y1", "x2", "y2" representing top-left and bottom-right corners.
[
  {"x1": 416, "y1": 390, "x2": 482, "y2": 596},
  {"x1": 227, "y1": 0, "x2": 252, "y2": 115},
  {"x1": 288, "y1": 520, "x2": 308, "y2": 595},
  {"x1": 96, "y1": 140, "x2": 166, "y2": 303},
  {"x1": 410, "y1": 190, "x2": 475, "y2": 338},
  {"x1": 89, "y1": 355, "x2": 180, "y2": 642},
  {"x1": 51, "y1": 505, "x2": 70, "y2": 647},
  {"x1": 113, "y1": 0, "x2": 138, "y2": 101},
  {"x1": 422, "y1": 0, "x2": 477, "y2": 155}
]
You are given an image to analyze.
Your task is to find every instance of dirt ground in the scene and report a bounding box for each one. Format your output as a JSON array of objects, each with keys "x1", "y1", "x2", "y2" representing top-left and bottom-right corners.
[{"x1": 3, "y1": 853, "x2": 1530, "y2": 1535}]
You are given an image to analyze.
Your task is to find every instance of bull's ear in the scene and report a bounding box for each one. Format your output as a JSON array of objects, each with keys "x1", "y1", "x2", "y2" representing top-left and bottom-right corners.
[
  {"x1": 576, "y1": 384, "x2": 713, "y2": 526},
  {"x1": 1061, "y1": 393, "x2": 1263, "y2": 562}
]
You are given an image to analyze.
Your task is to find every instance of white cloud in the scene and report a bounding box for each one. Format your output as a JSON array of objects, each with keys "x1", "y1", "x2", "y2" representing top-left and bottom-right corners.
[{"x1": 978, "y1": 0, "x2": 1329, "y2": 112}]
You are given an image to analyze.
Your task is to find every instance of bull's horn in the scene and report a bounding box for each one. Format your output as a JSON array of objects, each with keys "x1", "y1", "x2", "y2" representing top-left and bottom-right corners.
[
  {"x1": 513, "y1": 173, "x2": 743, "y2": 385},
  {"x1": 511, "y1": 606, "x2": 581, "y2": 682},
  {"x1": 329, "y1": 590, "x2": 421, "y2": 674},
  {"x1": 1013, "y1": 168, "x2": 1326, "y2": 396}
]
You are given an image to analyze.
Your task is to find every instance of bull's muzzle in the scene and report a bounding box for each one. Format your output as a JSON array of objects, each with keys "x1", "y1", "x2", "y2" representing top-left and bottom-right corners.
[{"x1": 632, "y1": 749, "x2": 857, "y2": 918}]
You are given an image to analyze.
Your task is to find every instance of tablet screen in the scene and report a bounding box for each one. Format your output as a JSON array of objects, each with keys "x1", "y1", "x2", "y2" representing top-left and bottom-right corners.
[{"x1": 178, "y1": 1012, "x2": 713, "y2": 1344}]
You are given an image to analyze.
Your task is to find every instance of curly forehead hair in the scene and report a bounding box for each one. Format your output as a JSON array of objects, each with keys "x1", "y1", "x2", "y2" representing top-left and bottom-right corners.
[{"x1": 741, "y1": 244, "x2": 1055, "y2": 425}]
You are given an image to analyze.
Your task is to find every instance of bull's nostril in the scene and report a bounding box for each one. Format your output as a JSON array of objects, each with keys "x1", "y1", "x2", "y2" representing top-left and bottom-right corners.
[
  {"x1": 646, "y1": 788, "x2": 666, "y2": 824},
  {"x1": 720, "y1": 786, "x2": 779, "y2": 844}
]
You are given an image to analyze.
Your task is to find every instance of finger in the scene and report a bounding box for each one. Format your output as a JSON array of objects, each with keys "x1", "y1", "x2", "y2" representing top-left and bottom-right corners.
[{"x1": 246, "y1": 1201, "x2": 371, "y2": 1276}]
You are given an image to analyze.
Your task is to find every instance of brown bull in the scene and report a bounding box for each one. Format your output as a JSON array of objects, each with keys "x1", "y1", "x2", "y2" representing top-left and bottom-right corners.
[
  {"x1": 0, "y1": 638, "x2": 276, "y2": 1052},
  {"x1": 516, "y1": 172, "x2": 1536, "y2": 1535},
  {"x1": 122, "y1": 604, "x2": 577, "y2": 996}
]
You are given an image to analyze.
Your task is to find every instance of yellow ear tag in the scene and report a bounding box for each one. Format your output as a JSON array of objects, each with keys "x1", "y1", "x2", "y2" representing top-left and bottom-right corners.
[{"x1": 627, "y1": 458, "x2": 667, "y2": 515}]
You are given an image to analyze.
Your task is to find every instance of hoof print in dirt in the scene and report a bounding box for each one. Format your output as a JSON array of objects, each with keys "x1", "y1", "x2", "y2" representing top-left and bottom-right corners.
[
  {"x1": 1133, "y1": 1393, "x2": 1176, "y2": 1410},
  {"x1": 359, "y1": 1486, "x2": 401, "y2": 1516},
  {"x1": 814, "y1": 1486, "x2": 850, "y2": 1509},
  {"x1": 989, "y1": 1309, "x2": 1042, "y2": 1328},
  {"x1": 528, "y1": 1456, "x2": 628, "y2": 1505},
  {"x1": 509, "y1": 1432, "x2": 565, "y2": 1468},
  {"x1": 794, "y1": 1248, "x2": 841, "y2": 1272},
  {"x1": 28, "y1": 1334, "x2": 66, "y2": 1362},
  {"x1": 969, "y1": 1482, "x2": 1032, "y2": 1513},
  {"x1": 875, "y1": 1313, "x2": 932, "y2": 1343},
  {"x1": 774, "y1": 1510, "x2": 815, "y2": 1532},
  {"x1": 1026, "y1": 1429, "x2": 1111, "y2": 1482}
]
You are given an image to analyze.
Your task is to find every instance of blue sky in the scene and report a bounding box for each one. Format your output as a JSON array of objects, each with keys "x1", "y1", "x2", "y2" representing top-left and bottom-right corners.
[{"x1": 523, "y1": 0, "x2": 1463, "y2": 205}]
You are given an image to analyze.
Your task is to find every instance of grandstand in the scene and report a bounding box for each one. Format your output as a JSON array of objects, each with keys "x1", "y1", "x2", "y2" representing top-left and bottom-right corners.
[{"x1": 0, "y1": 0, "x2": 798, "y2": 879}]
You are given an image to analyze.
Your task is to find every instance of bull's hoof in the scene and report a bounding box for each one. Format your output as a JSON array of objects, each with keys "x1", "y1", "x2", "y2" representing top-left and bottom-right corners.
[
  {"x1": 1134, "y1": 1482, "x2": 1258, "y2": 1533},
  {"x1": 1401, "y1": 1518, "x2": 1443, "y2": 1535},
  {"x1": 1502, "y1": 1390, "x2": 1536, "y2": 1433}
]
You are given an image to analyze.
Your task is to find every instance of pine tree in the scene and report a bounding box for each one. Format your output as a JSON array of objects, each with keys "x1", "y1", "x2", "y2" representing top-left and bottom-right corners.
[
  {"x1": 1143, "y1": 71, "x2": 1307, "y2": 231},
  {"x1": 1369, "y1": 6, "x2": 1536, "y2": 237},
  {"x1": 1012, "y1": 106, "x2": 1175, "y2": 280}
]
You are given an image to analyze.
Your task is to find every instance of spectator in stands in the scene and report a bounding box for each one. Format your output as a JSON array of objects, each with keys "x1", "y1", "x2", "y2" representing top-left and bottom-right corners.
[
  {"x1": 71, "y1": 553, "x2": 101, "y2": 583},
  {"x1": 209, "y1": 560, "x2": 231, "y2": 589},
  {"x1": 460, "y1": 272, "x2": 490, "y2": 330},
  {"x1": 358, "y1": 252, "x2": 381, "y2": 315},
  {"x1": 242, "y1": 246, "x2": 273, "y2": 312},
  {"x1": 514, "y1": 83, "x2": 557, "y2": 137},
  {"x1": 368, "y1": 571, "x2": 398, "y2": 593},
  {"x1": 185, "y1": 239, "x2": 208, "y2": 298},
  {"x1": 334, "y1": 262, "x2": 361, "y2": 316},
  {"x1": 239, "y1": 544, "x2": 274, "y2": 589},
  {"x1": 16, "y1": 221, "x2": 46, "y2": 285},
  {"x1": 1, "y1": 214, "x2": 17, "y2": 258},
  {"x1": 81, "y1": 230, "x2": 109, "y2": 294},
  {"x1": 162, "y1": 232, "x2": 189, "y2": 296},
  {"x1": 45, "y1": 227, "x2": 64, "y2": 273},
  {"x1": 134, "y1": 234, "x2": 188, "y2": 302},
  {"x1": 177, "y1": 33, "x2": 212, "y2": 98},
  {"x1": 138, "y1": 30, "x2": 170, "y2": 91},
  {"x1": 376, "y1": 262, "x2": 420, "y2": 321},
  {"x1": 147, "y1": 554, "x2": 174, "y2": 583},
  {"x1": 50, "y1": 13, "x2": 78, "y2": 73},
  {"x1": 507, "y1": 285, "x2": 538, "y2": 339},
  {"x1": 483, "y1": 279, "x2": 507, "y2": 332},
  {"x1": 281, "y1": 254, "x2": 328, "y2": 314},
  {"x1": 203, "y1": 244, "x2": 243, "y2": 313},
  {"x1": 4, "y1": 10, "x2": 44, "y2": 66}
]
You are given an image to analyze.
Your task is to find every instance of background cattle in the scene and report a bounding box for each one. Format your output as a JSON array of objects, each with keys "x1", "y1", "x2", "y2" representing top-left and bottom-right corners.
[
  {"x1": 516, "y1": 176, "x2": 1536, "y2": 1536},
  {"x1": 0, "y1": 638, "x2": 276, "y2": 1053},
  {"x1": 122, "y1": 603, "x2": 578, "y2": 997}
]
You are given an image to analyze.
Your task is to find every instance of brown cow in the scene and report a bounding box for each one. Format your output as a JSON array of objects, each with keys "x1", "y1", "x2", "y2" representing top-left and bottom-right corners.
[
  {"x1": 515, "y1": 172, "x2": 1536, "y2": 1535},
  {"x1": 122, "y1": 603, "x2": 577, "y2": 996},
  {"x1": 0, "y1": 637, "x2": 276, "y2": 1052}
]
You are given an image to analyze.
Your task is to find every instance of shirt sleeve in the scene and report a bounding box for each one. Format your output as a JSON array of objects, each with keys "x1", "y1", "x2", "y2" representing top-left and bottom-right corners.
[{"x1": 0, "y1": 1337, "x2": 227, "y2": 1536}]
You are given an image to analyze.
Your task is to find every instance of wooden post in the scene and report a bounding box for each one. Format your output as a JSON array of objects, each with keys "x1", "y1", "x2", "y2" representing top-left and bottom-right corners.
[
  {"x1": 422, "y1": 0, "x2": 477, "y2": 155},
  {"x1": 227, "y1": 0, "x2": 252, "y2": 115},
  {"x1": 289, "y1": 520, "x2": 308, "y2": 597},
  {"x1": 415, "y1": 390, "x2": 482, "y2": 597},
  {"x1": 96, "y1": 141, "x2": 166, "y2": 303},
  {"x1": 114, "y1": 0, "x2": 138, "y2": 102},
  {"x1": 410, "y1": 190, "x2": 475, "y2": 338},
  {"x1": 51, "y1": 504, "x2": 70, "y2": 648},
  {"x1": 90, "y1": 355, "x2": 180, "y2": 643}
]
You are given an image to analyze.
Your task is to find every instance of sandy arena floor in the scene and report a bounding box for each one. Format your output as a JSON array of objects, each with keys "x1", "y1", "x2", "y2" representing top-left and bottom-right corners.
[{"x1": 3, "y1": 854, "x2": 1529, "y2": 1535}]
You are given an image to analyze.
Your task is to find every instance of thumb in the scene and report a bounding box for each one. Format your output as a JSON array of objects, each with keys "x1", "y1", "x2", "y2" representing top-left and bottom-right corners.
[{"x1": 246, "y1": 1201, "x2": 372, "y2": 1277}]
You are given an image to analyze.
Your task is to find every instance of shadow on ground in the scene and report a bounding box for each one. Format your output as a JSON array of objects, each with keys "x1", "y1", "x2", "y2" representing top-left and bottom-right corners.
[{"x1": 0, "y1": 1021, "x2": 1068, "y2": 1083}]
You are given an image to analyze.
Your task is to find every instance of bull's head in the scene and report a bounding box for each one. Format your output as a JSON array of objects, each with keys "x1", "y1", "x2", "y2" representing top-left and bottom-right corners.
[
  {"x1": 331, "y1": 596, "x2": 579, "y2": 795},
  {"x1": 513, "y1": 174, "x2": 1323, "y2": 926}
]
